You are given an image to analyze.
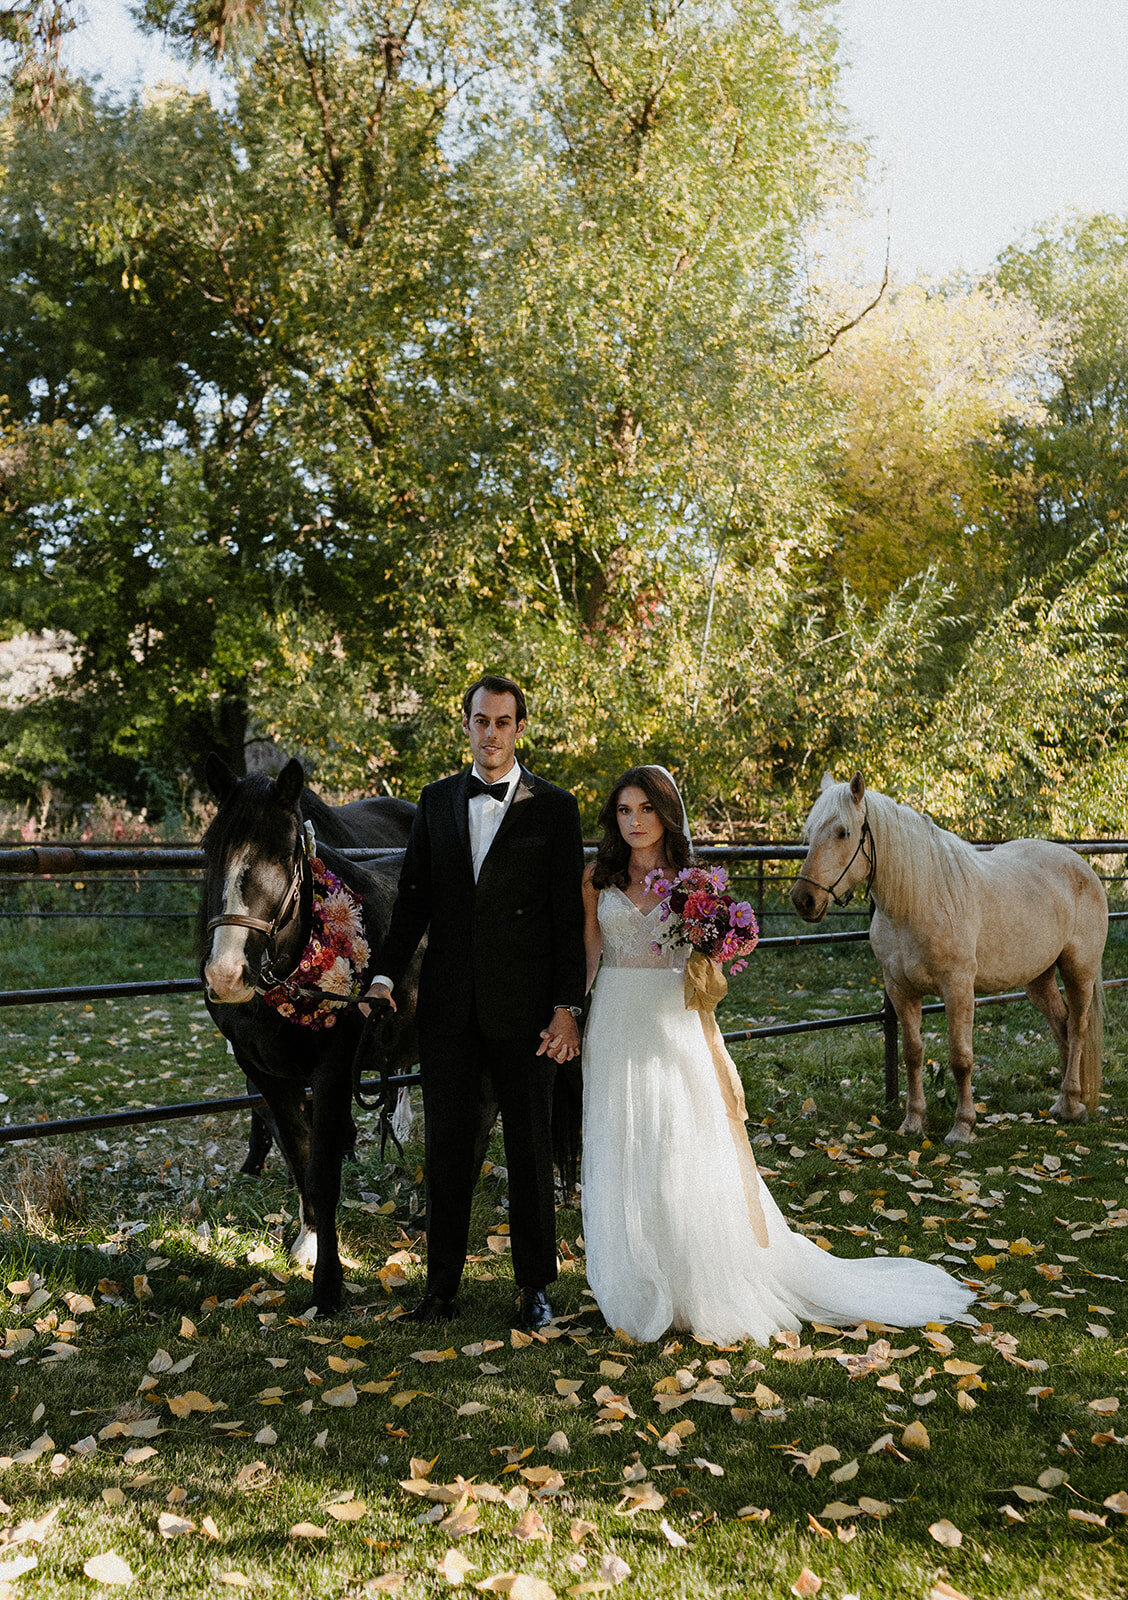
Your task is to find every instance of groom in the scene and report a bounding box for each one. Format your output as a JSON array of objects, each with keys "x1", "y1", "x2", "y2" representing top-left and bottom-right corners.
[{"x1": 364, "y1": 675, "x2": 586, "y2": 1329}]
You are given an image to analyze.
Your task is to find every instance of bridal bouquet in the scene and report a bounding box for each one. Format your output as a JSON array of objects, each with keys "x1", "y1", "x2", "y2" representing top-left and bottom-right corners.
[{"x1": 644, "y1": 864, "x2": 759, "y2": 973}]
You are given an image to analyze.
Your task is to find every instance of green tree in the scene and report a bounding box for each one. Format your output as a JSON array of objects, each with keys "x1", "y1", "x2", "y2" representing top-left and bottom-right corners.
[
  {"x1": 995, "y1": 213, "x2": 1128, "y2": 584},
  {"x1": 2, "y1": 0, "x2": 860, "y2": 820},
  {"x1": 816, "y1": 275, "x2": 1059, "y2": 614}
]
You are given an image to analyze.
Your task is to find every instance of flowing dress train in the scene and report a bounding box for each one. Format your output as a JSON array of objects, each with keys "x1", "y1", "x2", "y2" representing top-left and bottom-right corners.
[{"x1": 580, "y1": 886, "x2": 976, "y2": 1345}]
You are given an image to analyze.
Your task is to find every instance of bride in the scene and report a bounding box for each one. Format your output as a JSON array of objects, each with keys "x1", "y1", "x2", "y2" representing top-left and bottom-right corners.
[{"x1": 579, "y1": 765, "x2": 976, "y2": 1346}]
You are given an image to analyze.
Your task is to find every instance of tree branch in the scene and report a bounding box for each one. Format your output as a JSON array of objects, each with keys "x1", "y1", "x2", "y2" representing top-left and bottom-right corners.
[{"x1": 807, "y1": 236, "x2": 890, "y2": 366}]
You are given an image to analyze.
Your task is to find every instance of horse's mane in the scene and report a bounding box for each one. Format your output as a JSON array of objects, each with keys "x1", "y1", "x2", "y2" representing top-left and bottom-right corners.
[
  {"x1": 811, "y1": 782, "x2": 981, "y2": 925},
  {"x1": 200, "y1": 774, "x2": 298, "y2": 863},
  {"x1": 299, "y1": 787, "x2": 342, "y2": 840}
]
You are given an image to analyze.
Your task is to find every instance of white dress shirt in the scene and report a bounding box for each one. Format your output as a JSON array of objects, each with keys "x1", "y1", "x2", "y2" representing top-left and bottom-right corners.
[{"x1": 467, "y1": 760, "x2": 520, "y2": 881}]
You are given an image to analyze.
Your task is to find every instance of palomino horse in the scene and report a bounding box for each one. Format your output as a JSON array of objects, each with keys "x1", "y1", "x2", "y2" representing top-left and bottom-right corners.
[
  {"x1": 201, "y1": 755, "x2": 420, "y2": 1315},
  {"x1": 791, "y1": 773, "x2": 1107, "y2": 1144}
]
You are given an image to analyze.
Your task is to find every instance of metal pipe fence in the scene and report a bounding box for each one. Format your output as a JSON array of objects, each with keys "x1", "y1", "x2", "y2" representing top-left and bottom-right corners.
[{"x1": 2, "y1": 840, "x2": 1125, "y2": 1146}]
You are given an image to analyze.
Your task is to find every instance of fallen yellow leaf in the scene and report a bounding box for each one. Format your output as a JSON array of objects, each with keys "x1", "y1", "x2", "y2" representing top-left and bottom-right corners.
[
  {"x1": 157, "y1": 1511, "x2": 195, "y2": 1538},
  {"x1": 929, "y1": 1519, "x2": 963, "y2": 1548},
  {"x1": 83, "y1": 1552, "x2": 134, "y2": 1586},
  {"x1": 790, "y1": 1567, "x2": 822, "y2": 1598},
  {"x1": 438, "y1": 1548, "x2": 477, "y2": 1584},
  {"x1": 167, "y1": 1391, "x2": 218, "y2": 1418},
  {"x1": 326, "y1": 1500, "x2": 367, "y2": 1522},
  {"x1": 901, "y1": 1420, "x2": 930, "y2": 1451}
]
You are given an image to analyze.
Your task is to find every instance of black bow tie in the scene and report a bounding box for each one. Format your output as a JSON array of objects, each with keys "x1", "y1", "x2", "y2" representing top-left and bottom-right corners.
[{"x1": 468, "y1": 775, "x2": 510, "y2": 802}]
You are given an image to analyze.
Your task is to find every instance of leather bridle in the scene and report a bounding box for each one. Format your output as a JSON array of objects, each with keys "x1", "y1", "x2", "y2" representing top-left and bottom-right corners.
[
  {"x1": 206, "y1": 830, "x2": 311, "y2": 993},
  {"x1": 793, "y1": 807, "x2": 876, "y2": 908},
  {"x1": 206, "y1": 822, "x2": 386, "y2": 1011}
]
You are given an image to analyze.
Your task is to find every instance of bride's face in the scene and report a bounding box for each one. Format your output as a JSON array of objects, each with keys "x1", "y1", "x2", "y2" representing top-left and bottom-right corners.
[{"x1": 616, "y1": 785, "x2": 665, "y2": 853}]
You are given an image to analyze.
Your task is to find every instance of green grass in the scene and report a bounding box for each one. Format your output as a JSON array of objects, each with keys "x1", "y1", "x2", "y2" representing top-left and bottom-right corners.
[{"x1": 0, "y1": 904, "x2": 1125, "y2": 1596}]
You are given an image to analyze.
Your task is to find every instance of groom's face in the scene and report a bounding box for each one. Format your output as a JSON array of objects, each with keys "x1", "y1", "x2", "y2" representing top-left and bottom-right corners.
[{"x1": 463, "y1": 689, "x2": 526, "y2": 777}]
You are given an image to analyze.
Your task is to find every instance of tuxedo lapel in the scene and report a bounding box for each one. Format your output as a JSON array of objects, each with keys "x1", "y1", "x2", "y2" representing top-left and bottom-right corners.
[
  {"x1": 451, "y1": 768, "x2": 474, "y2": 874},
  {"x1": 482, "y1": 766, "x2": 538, "y2": 860}
]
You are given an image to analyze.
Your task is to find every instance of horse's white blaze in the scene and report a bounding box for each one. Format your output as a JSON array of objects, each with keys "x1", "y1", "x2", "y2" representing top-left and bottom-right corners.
[
  {"x1": 203, "y1": 844, "x2": 292, "y2": 1004},
  {"x1": 290, "y1": 1198, "x2": 318, "y2": 1267}
]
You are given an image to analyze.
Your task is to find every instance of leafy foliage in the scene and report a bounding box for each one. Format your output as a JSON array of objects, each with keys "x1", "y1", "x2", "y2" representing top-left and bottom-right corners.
[{"x1": 1, "y1": 8, "x2": 1127, "y2": 833}]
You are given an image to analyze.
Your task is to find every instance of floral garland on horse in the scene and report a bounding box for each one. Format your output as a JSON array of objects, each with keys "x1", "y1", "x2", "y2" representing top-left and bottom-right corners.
[{"x1": 262, "y1": 860, "x2": 371, "y2": 1030}]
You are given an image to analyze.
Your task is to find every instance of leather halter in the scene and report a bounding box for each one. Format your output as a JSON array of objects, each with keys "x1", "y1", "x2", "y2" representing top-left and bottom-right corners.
[
  {"x1": 206, "y1": 826, "x2": 312, "y2": 991},
  {"x1": 793, "y1": 806, "x2": 876, "y2": 908}
]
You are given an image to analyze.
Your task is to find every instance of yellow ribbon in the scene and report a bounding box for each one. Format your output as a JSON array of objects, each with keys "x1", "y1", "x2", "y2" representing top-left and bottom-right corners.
[{"x1": 684, "y1": 951, "x2": 769, "y2": 1248}]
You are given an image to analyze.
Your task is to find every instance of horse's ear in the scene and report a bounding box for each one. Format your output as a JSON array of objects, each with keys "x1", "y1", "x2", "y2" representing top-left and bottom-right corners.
[
  {"x1": 819, "y1": 771, "x2": 835, "y2": 793},
  {"x1": 849, "y1": 771, "x2": 866, "y2": 804},
  {"x1": 205, "y1": 753, "x2": 238, "y2": 800},
  {"x1": 273, "y1": 757, "x2": 305, "y2": 810}
]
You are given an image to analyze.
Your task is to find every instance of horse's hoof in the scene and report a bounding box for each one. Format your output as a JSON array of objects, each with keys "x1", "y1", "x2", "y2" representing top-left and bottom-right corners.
[
  {"x1": 1049, "y1": 1097, "x2": 1087, "y2": 1123},
  {"x1": 944, "y1": 1124, "x2": 974, "y2": 1146},
  {"x1": 897, "y1": 1117, "x2": 924, "y2": 1137},
  {"x1": 289, "y1": 1228, "x2": 319, "y2": 1268},
  {"x1": 309, "y1": 1281, "x2": 345, "y2": 1319},
  {"x1": 239, "y1": 1158, "x2": 266, "y2": 1177}
]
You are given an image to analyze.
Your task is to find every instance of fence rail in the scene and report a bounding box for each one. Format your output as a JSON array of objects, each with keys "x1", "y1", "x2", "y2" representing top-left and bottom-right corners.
[{"x1": 2, "y1": 840, "x2": 1125, "y2": 1146}]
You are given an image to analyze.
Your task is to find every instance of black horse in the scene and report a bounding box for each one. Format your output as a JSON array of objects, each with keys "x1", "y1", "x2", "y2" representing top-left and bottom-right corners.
[
  {"x1": 200, "y1": 754, "x2": 420, "y2": 1316},
  {"x1": 235, "y1": 779, "x2": 415, "y2": 1175}
]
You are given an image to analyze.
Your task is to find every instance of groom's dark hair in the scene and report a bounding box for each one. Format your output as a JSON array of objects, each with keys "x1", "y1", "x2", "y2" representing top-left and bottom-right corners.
[{"x1": 462, "y1": 674, "x2": 527, "y2": 724}]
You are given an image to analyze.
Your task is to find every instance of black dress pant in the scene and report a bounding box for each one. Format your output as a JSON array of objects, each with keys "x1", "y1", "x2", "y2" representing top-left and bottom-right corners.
[{"x1": 419, "y1": 1020, "x2": 558, "y2": 1299}]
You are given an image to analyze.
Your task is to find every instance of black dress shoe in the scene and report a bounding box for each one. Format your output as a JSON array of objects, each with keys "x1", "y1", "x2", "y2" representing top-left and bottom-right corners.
[
  {"x1": 514, "y1": 1288, "x2": 553, "y2": 1331},
  {"x1": 401, "y1": 1291, "x2": 459, "y2": 1324}
]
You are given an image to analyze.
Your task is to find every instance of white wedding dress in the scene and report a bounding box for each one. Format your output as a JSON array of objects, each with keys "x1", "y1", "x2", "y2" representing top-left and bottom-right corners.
[{"x1": 580, "y1": 887, "x2": 976, "y2": 1345}]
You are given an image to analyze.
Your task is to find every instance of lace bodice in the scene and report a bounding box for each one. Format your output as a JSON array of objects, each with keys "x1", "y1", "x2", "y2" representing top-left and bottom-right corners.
[{"x1": 597, "y1": 886, "x2": 686, "y2": 971}]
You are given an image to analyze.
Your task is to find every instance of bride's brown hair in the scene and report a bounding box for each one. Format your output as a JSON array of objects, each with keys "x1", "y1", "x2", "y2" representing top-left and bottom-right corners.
[{"x1": 591, "y1": 766, "x2": 693, "y2": 890}]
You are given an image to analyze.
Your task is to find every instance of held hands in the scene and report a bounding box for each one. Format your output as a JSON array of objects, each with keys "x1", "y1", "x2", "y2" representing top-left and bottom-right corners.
[
  {"x1": 360, "y1": 982, "x2": 396, "y2": 1019},
  {"x1": 538, "y1": 1008, "x2": 580, "y2": 1063}
]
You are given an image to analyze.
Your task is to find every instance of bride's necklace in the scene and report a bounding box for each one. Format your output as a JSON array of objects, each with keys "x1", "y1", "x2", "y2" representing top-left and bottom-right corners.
[{"x1": 628, "y1": 860, "x2": 668, "y2": 892}]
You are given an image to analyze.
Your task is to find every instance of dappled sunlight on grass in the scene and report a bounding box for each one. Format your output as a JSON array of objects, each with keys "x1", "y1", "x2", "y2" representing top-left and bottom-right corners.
[{"x1": 0, "y1": 904, "x2": 1125, "y2": 1594}]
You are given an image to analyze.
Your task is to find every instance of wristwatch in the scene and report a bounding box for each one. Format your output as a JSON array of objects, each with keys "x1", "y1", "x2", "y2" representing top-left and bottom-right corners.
[{"x1": 555, "y1": 1004, "x2": 583, "y2": 1019}]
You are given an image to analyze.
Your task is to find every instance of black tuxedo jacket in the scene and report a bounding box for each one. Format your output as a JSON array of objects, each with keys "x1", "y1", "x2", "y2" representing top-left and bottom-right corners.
[{"x1": 376, "y1": 765, "x2": 586, "y2": 1041}]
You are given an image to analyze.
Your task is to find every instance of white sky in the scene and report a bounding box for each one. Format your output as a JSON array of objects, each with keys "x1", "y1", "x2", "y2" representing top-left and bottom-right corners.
[
  {"x1": 64, "y1": 0, "x2": 214, "y2": 97},
  {"x1": 835, "y1": 0, "x2": 1128, "y2": 281},
  {"x1": 67, "y1": 0, "x2": 1128, "y2": 283}
]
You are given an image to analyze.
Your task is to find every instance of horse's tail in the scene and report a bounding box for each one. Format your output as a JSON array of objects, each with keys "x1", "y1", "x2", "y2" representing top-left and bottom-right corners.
[
  {"x1": 552, "y1": 1058, "x2": 583, "y2": 1198},
  {"x1": 1081, "y1": 967, "x2": 1104, "y2": 1119}
]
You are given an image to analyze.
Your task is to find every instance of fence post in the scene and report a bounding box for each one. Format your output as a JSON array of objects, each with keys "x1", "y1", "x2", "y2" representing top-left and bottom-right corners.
[
  {"x1": 882, "y1": 990, "x2": 899, "y2": 1104},
  {"x1": 756, "y1": 858, "x2": 765, "y2": 926}
]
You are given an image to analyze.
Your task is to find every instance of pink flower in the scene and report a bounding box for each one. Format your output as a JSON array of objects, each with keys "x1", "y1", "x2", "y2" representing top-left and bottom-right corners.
[
  {"x1": 645, "y1": 860, "x2": 759, "y2": 975},
  {"x1": 320, "y1": 889, "x2": 364, "y2": 944}
]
